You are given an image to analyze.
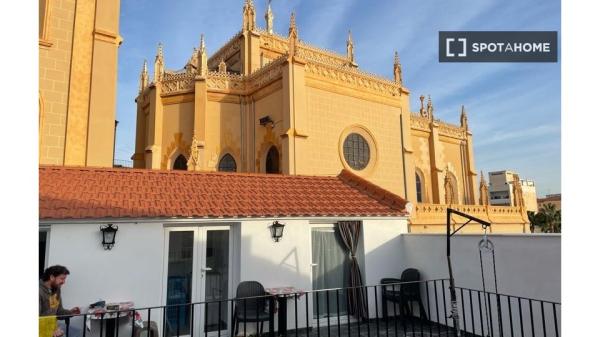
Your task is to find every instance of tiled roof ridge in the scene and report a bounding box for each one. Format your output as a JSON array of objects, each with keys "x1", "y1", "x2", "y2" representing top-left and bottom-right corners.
[
  {"x1": 39, "y1": 165, "x2": 341, "y2": 181},
  {"x1": 337, "y1": 169, "x2": 408, "y2": 212}
]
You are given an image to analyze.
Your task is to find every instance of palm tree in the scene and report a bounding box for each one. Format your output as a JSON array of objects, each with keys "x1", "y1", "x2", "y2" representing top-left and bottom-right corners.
[{"x1": 538, "y1": 203, "x2": 561, "y2": 233}]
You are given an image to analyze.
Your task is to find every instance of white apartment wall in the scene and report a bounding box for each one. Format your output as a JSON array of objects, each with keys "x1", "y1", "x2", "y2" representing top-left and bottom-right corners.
[
  {"x1": 399, "y1": 234, "x2": 560, "y2": 337},
  {"x1": 44, "y1": 217, "x2": 409, "y2": 335},
  {"x1": 399, "y1": 234, "x2": 560, "y2": 302},
  {"x1": 46, "y1": 222, "x2": 165, "y2": 336}
]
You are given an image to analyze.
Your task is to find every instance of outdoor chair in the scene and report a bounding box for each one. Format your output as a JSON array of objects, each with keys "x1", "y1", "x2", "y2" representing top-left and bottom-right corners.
[
  {"x1": 233, "y1": 281, "x2": 272, "y2": 336},
  {"x1": 381, "y1": 268, "x2": 428, "y2": 322}
]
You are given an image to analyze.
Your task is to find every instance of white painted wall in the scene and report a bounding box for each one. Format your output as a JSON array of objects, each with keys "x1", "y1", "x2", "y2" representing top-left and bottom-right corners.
[
  {"x1": 47, "y1": 222, "x2": 165, "y2": 336},
  {"x1": 43, "y1": 217, "x2": 409, "y2": 336},
  {"x1": 399, "y1": 234, "x2": 561, "y2": 302},
  {"x1": 398, "y1": 233, "x2": 561, "y2": 337}
]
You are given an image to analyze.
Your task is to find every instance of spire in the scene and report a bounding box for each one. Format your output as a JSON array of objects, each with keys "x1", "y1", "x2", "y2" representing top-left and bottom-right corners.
[
  {"x1": 154, "y1": 43, "x2": 164, "y2": 82},
  {"x1": 139, "y1": 59, "x2": 148, "y2": 92},
  {"x1": 265, "y1": 1, "x2": 274, "y2": 34},
  {"x1": 460, "y1": 105, "x2": 468, "y2": 130},
  {"x1": 393, "y1": 51, "x2": 402, "y2": 85},
  {"x1": 419, "y1": 95, "x2": 426, "y2": 115},
  {"x1": 426, "y1": 95, "x2": 434, "y2": 119},
  {"x1": 243, "y1": 0, "x2": 256, "y2": 31},
  {"x1": 346, "y1": 30, "x2": 355, "y2": 63},
  {"x1": 197, "y1": 34, "x2": 208, "y2": 76},
  {"x1": 288, "y1": 12, "x2": 298, "y2": 56},
  {"x1": 479, "y1": 171, "x2": 489, "y2": 206}
]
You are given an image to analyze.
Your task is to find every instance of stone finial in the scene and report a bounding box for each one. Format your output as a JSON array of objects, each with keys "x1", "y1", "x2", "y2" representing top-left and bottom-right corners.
[
  {"x1": 479, "y1": 171, "x2": 489, "y2": 205},
  {"x1": 426, "y1": 95, "x2": 434, "y2": 119},
  {"x1": 243, "y1": 0, "x2": 256, "y2": 31},
  {"x1": 346, "y1": 30, "x2": 354, "y2": 63},
  {"x1": 393, "y1": 51, "x2": 402, "y2": 85},
  {"x1": 265, "y1": 1, "x2": 274, "y2": 34},
  {"x1": 419, "y1": 95, "x2": 425, "y2": 114},
  {"x1": 288, "y1": 12, "x2": 298, "y2": 56},
  {"x1": 154, "y1": 43, "x2": 164, "y2": 82},
  {"x1": 139, "y1": 59, "x2": 148, "y2": 92},
  {"x1": 460, "y1": 105, "x2": 468, "y2": 130},
  {"x1": 197, "y1": 34, "x2": 208, "y2": 76},
  {"x1": 218, "y1": 59, "x2": 227, "y2": 73}
]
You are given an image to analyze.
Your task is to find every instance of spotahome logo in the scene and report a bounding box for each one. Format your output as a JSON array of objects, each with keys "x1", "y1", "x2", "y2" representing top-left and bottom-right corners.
[{"x1": 439, "y1": 31, "x2": 558, "y2": 62}]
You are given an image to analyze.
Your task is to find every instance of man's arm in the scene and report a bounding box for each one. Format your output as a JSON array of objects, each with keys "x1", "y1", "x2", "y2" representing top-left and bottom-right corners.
[{"x1": 56, "y1": 290, "x2": 72, "y2": 316}]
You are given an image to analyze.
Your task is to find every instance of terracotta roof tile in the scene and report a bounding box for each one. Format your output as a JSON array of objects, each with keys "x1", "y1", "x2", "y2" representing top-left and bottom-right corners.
[{"x1": 39, "y1": 166, "x2": 408, "y2": 220}]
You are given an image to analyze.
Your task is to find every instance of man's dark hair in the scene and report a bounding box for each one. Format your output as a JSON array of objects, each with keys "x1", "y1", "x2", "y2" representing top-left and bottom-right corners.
[{"x1": 41, "y1": 265, "x2": 70, "y2": 281}]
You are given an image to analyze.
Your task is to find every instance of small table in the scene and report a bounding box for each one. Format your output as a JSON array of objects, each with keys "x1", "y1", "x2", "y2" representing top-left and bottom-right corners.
[
  {"x1": 265, "y1": 287, "x2": 305, "y2": 337},
  {"x1": 87, "y1": 301, "x2": 134, "y2": 337}
]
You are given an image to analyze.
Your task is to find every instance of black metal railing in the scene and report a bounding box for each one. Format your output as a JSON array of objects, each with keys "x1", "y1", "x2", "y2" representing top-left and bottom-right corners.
[{"x1": 47, "y1": 279, "x2": 559, "y2": 337}]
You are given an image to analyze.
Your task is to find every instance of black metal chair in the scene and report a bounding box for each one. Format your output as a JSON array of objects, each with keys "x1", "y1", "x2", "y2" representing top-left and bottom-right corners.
[
  {"x1": 381, "y1": 268, "x2": 428, "y2": 322},
  {"x1": 232, "y1": 281, "x2": 271, "y2": 336}
]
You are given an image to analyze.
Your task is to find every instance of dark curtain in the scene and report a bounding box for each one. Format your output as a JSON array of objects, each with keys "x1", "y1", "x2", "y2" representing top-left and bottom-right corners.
[{"x1": 337, "y1": 221, "x2": 368, "y2": 319}]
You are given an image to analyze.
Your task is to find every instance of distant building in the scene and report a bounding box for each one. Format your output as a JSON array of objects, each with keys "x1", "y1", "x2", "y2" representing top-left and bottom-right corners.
[
  {"x1": 538, "y1": 193, "x2": 561, "y2": 210},
  {"x1": 488, "y1": 170, "x2": 538, "y2": 212}
]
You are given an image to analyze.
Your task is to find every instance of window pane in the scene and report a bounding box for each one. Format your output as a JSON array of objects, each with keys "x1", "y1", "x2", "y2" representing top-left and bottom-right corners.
[
  {"x1": 343, "y1": 133, "x2": 370, "y2": 170},
  {"x1": 166, "y1": 231, "x2": 194, "y2": 336}
]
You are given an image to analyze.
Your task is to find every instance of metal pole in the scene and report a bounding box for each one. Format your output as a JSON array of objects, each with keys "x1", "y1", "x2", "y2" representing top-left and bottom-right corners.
[{"x1": 447, "y1": 208, "x2": 462, "y2": 337}]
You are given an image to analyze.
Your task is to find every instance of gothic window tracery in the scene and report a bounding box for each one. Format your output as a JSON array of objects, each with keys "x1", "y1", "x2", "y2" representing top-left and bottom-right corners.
[{"x1": 218, "y1": 154, "x2": 237, "y2": 172}]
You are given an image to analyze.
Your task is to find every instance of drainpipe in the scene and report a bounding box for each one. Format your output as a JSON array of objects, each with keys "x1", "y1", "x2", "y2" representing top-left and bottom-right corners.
[{"x1": 113, "y1": 120, "x2": 119, "y2": 167}]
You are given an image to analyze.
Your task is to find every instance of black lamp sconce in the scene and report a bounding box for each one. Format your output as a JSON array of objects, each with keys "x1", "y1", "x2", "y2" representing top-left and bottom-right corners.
[
  {"x1": 259, "y1": 116, "x2": 274, "y2": 127},
  {"x1": 100, "y1": 224, "x2": 118, "y2": 250},
  {"x1": 269, "y1": 221, "x2": 285, "y2": 242}
]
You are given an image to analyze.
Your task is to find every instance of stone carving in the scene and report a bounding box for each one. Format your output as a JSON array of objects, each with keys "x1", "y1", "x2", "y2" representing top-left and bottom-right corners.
[
  {"x1": 208, "y1": 32, "x2": 242, "y2": 70},
  {"x1": 410, "y1": 114, "x2": 430, "y2": 131},
  {"x1": 206, "y1": 71, "x2": 245, "y2": 92},
  {"x1": 161, "y1": 72, "x2": 195, "y2": 95},
  {"x1": 304, "y1": 61, "x2": 401, "y2": 98},
  {"x1": 444, "y1": 170, "x2": 455, "y2": 205}
]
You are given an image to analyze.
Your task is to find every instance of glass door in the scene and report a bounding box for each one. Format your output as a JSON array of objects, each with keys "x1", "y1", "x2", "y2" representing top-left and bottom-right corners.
[
  {"x1": 311, "y1": 226, "x2": 350, "y2": 321},
  {"x1": 164, "y1": 226, "x2": 231, "y2": 337}
]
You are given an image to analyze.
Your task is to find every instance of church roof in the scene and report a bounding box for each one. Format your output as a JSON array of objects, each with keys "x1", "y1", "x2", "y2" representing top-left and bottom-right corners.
[{"x1": 39, "y1": 166, "x2": 408, "y2": 221}]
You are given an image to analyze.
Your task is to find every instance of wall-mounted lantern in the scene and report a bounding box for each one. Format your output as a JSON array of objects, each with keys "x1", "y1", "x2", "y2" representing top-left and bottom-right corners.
[
  {"x1": 100, "y1": 224, "x2": 118, "y2": 250},
  {"x1": 269, "y1": 221, "x2": 285, "y2": 242}
]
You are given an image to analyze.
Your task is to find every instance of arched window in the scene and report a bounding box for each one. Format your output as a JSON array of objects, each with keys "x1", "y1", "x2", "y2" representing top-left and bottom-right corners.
[
  {"x1": 343, "y1": 133, "x2": 370, "y2": 170},
  {"x1": 416, "y1": 173, "x2": 423, "y2": 203},
  {"x1": 173, "y1": 154, "x2": 188, "y2": 170},
  {"x1": 218, "y1": 154, "x2": 237, "y2": 172},
  {"x1": 266, "y1": 146, "x2": 280, "y2": 174}
]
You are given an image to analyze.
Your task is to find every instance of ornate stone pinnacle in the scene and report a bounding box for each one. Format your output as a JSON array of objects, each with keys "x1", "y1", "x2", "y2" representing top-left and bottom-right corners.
[
  {"x1": 200, "y1": 34, "x2": 206, "y2": 54},
  {"x1": 289, "y1": 12, "x2": 297, "y2": 35},
  {"x1": 157, "y1": 42, "x2": 163, "y2": 59},
  {"x1": 265, "y1": 2, "x2": 274, "y2": 34},
  {"x1": 393, "y1": 51, "x2": 402, "y2": 84},
  {"x1": 346, "y1": 30, "x2": 354, "y2": 63},
  {"x1": 460, "y1": 105, "x2": 468, "y2": 129},
  {"x1": 142, "y1": 59, "x2": 148, "y2": 73}
]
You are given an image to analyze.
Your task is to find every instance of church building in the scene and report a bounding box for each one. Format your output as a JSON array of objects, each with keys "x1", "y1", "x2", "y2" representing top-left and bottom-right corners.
[{"x1": 133, "y1": 1, "x2": 528, "y2": 232}]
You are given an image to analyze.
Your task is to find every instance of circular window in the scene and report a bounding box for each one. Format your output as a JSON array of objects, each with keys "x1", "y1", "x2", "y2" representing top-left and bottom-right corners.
[{"x1": 343, "y1": 133, "x2": 370, "y2": 170}]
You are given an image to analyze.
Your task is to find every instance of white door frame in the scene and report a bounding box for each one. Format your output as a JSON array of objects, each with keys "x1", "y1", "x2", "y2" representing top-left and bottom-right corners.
[{"x1": 162, "y1": 225, "x2": 234, "y2": 337}]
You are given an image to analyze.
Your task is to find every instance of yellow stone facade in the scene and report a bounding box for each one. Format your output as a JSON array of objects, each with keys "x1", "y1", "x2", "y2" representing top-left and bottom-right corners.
[
  {"x1": 133, "y1": 1, "x2": 529, "y2": 233},
  {"x1": 39, "y1": 0, "x2": 122, "y2": 167}
]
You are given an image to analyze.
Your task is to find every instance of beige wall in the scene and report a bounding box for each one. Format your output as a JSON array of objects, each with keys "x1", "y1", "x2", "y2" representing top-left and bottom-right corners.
[
  {"x1": 39, "y1": 0, "x2": 121, "y2": 167},
  {"x1": 303, "y1": 87, "x2": 404, "y2": 195}
]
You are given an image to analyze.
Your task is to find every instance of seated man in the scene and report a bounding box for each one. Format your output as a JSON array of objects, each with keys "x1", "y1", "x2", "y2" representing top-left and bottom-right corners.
[{"x1": 40, "y1": 265, "x2": 82, "y2": 337}]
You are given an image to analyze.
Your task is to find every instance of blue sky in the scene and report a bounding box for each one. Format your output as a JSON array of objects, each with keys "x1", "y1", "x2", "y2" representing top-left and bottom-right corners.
[{"x1": 115, "y1": 0, "x2": 560, "y2": 196}]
